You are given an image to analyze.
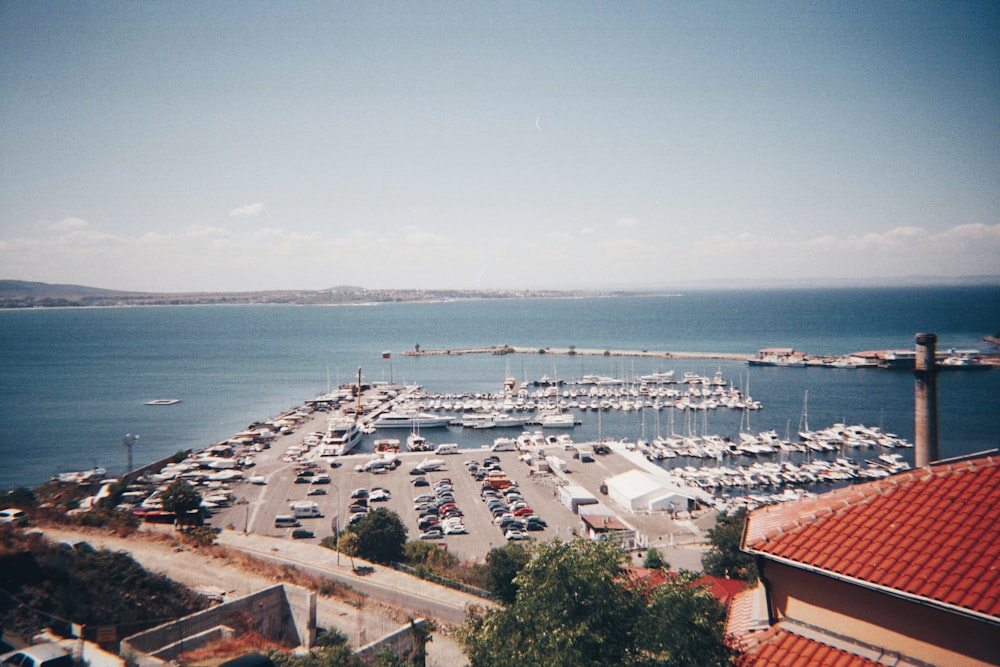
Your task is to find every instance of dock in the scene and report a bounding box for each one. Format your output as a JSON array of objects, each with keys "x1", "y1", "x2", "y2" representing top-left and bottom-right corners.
[{"x1": 403, "y1": 344, "x2": 750, "y2": 361}]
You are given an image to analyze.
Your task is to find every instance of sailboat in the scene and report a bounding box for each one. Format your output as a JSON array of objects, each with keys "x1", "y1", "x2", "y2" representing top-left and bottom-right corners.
[
  {"x1": 797, "y1": 390, "x2": 817, "y2": 441},
  {"x1": 406, "y1": 421, "x2": 431, "y2": 451}
]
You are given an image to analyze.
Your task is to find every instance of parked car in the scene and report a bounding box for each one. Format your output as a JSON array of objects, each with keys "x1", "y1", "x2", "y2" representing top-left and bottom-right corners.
[
  {"x1": 291, "y1": 528, "x2": 315, "y2": 539},
  {"x1": 1, "y1": 644, "x2": 73, "y2": 667},
  {"x1": 419, "y1": 529, "x2": 443, "y2": 540},
  {"x1": 411, "y1": 477, "x2": 429, "y2": 486},
  {"x1": 0, "y1": 509, "x2": 27, "y2": 526},
  {"x1": 306, "y1": 488, "x2": 327, "y2": 496},
  {"x1": 505, "y1": 529, "x2": 528, "y2": 541}
]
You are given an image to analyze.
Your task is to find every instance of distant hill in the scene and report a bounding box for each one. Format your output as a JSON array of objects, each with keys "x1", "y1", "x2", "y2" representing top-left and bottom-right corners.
[
  {"x1": 0, "y1": 280, "x2": 586, "y2": 308},
  {"x1": 0, "y1": 280, "x2": 133, "y2": 297}
]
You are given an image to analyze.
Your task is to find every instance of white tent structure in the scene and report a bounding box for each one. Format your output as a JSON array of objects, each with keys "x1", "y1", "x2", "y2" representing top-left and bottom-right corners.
[{"x1": 604, "y1": 469, "x2": 709, "y2": 512}]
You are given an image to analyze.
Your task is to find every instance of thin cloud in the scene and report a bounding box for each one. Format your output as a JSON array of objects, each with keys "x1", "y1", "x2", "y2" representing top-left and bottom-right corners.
[
  {"x1": 48, "y1": 217, "x2": 89, "y2": 232},
  {"x1": 614, "y1": 217, "x2": 639, "y2": 228},
  {"x1": 229, "y1": 202, "x2": 266, "y2": 218}
]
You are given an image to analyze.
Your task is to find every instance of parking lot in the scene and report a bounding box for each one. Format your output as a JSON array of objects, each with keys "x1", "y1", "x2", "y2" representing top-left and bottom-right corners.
[{"x1": 210, "y1": 422, "x2": 589, "y2": 561}]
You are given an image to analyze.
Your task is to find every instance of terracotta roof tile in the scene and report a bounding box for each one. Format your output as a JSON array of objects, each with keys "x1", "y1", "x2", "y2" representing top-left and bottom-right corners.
[
  {"x1": 744, "y1": 455, "x2": 1000, "y2": 620},
  {"x1": 734, "y1": 627, "x2": 884, "y2": 667}
]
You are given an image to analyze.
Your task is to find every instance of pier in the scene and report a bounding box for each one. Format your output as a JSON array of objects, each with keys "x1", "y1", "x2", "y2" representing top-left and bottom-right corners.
[
  {"x1": 403, "y1": 343, "x2": 998, "y2": 369},
  {"x1": 402, "y1": 344, "x2": 750, "y2": 361}
]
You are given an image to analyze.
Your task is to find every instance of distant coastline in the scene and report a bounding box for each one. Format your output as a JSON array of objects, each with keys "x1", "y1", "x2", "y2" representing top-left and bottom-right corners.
[
  {"x1": 0, "y1": 280, "x2": 611, "y2": 309},
  {"x1": 1, "y1": 277, "x2": 998, "y2": 310}
]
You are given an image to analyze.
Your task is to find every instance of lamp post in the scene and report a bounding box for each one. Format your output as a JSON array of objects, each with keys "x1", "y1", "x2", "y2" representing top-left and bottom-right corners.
[
  {"x1": 330, "y1": 482, "x2": 341, "y2": 566},
  {"x1": 123, "y1": 433, "x2": 139, "y2": 475}
]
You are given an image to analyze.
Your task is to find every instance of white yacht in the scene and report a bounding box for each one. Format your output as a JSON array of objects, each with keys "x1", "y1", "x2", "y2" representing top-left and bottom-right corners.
[
  {"x1": 322, "y1": 416, "x2": 363, "y2": 456},
  {"x1": 374, "y1": 412, "x2": 453, "y2": 429},
  {"x1": 538, "y1": 411, "x2": 576, "y2": 428},
  {"x1": 461, "y1": 412, "x2": 529, "y2": 429}
]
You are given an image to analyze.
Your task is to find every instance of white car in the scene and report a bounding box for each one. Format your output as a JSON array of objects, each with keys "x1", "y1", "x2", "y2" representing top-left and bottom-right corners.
[
  {"x1": 505, "y1": 529, "x2": 528, "y2": 541},
  {"x1": 0, "y1": 508, "x2": 27, "y2": 526},
  {"x1": 369, "y1": 489, "x2": 391, "y2": 502}
]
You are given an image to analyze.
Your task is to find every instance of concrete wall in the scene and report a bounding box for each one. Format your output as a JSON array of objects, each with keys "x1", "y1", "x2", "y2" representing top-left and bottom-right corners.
[
  {"x1": 353, "y1": 619, "x2": 428, "y2": 665},
  {"x1": 122, "y1": 584, "x2": 315, "y2": 664},
  {"x1": 123, "y1": 450, "x2": 193, "y2": 485}
]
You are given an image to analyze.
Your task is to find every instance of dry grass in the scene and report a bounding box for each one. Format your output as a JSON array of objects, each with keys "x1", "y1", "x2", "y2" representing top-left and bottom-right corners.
[{"x1": 175, "y1": 630, "x2": 288, "y2": 667}]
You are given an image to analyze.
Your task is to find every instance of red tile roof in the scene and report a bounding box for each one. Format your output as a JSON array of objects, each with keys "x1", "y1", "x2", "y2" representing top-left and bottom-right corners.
[
  {"x1": 734, "y1": 626, "x2": 884, "y2": 667},
  {"x1": 726, "y1": 587, "x2": 770, "y2": 640},
  {"x1": 701, "y1": 574, "x2": 748, "y2": 606},
  {"x1": 623, "y1": 567, "x2": 746, "y2": 605},
  {"x1": 743, "y1": 455, "x2": 1000, "y2": 620}
]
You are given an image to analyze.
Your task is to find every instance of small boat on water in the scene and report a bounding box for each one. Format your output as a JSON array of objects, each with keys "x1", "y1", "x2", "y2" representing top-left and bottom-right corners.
[
  {"x1": 374, "y1": 412, "x2": 453, "y2": 429},
  {"x1": 537, "y1": 411, "x2": 576, "y2": 428},
  {"x1": 938, "y1": 350, "x2": 993, "y2": 370},
  {"x1": 406, "y1": 432, "x2": 433, "y2": 451},
  {"x1": 460, "y1": 412, "x2": 529, "y2": 429},
  {"x1": 748, "y1": 348, "x2": 807, "y2": 367},
  {"x1": 373, "y1": 438, "x2": 401, "y2": 453},
  {"x1": 53, "y1": 466, "x2": 107, "y2": 484},
  {"x1": 146, "y1": 398, "x2": 181, "y2": 406}
]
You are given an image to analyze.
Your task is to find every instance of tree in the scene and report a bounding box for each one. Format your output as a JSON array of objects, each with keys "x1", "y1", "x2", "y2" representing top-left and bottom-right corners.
[
  {"x1": 642, "y1": 547, "x2": 667, "y2": 570},
  {"x1": 635, "y1": 570, "x2": 732, "y2": 667},
  {"x1": 701, "y1": 508, "x2": 758, "y2": 583},
  {"x1": 483, "y1": 541, "x2": 531, "y2": 604},
  {"x1": 349, "y1": 507, "x2": 407, "y2": 564},
  {"x1": 338, "y1": 531, "x2": 359, "y2": 570},
  {"x1": 458, "y1": 540, "x2": 732, "y2": 667},
  {"x1": 159, "y1": 480, "x2": 202, "y2": 530}
]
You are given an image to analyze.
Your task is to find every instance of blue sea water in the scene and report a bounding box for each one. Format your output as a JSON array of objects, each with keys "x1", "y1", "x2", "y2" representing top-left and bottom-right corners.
[{"x1": 1, "y1": 286, "x2": 998, "y2": 489}]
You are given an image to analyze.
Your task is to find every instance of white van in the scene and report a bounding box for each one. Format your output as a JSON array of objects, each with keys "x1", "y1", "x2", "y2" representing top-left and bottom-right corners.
[
  {"x1": 274, "y1": 514, "x2": 301, "y2": 527},
  {"x1": 434, "y1": 443, "x2": 459, "y2": 455},
  {"x1": 289, "y1": 501, "x2": 323, "y2": 518}
]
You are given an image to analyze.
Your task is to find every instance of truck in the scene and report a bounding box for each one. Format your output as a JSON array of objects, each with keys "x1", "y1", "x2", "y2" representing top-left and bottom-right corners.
[
  {"x1": 484, "y1": 471, "x2": 513, "y2": 489},
  {"x1": 289, "y1": 501, "x2": 323, "y2": 518}
]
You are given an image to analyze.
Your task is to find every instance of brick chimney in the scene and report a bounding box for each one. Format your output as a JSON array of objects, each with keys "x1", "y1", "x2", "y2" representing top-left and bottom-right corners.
[{"x1": 914, "y1": 333, "x2": 939, "y2": 467}]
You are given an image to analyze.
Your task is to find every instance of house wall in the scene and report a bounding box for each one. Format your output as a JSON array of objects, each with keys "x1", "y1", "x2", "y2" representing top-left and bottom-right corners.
[{"x1": 764, "y1": 561, "x2": 999, "y2": 666}]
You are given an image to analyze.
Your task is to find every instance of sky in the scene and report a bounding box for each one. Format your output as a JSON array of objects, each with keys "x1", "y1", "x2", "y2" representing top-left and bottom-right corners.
[{"x1": 1, "y1": 1, "x2": 999, "y2": 292}]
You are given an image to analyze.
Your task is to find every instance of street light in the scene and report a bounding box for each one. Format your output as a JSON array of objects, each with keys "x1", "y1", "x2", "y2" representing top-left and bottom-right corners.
[
  {"x1": 123, "y1": 433, "x2": 139, "y2": 474},
  {"x1": 330, "y1": 482, "x2": 341, "y2": 565}
]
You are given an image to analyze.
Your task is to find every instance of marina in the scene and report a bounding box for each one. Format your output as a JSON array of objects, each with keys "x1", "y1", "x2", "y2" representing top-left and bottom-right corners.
[
  {"x1": 49, "y1": 362, "x2": 934, "y2": 563},
  {"x1": 4, "y1": 288, "x2": 999, "y2": 493}
]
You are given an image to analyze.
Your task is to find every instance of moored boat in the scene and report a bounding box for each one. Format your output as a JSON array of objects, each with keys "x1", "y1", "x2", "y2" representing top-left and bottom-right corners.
[
  {"x1": 322, "y1": 416, "x2": 364, "y2": 455},
  {"x1": 374, "y1": 412, "x2": 454, "y2": 429}
]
